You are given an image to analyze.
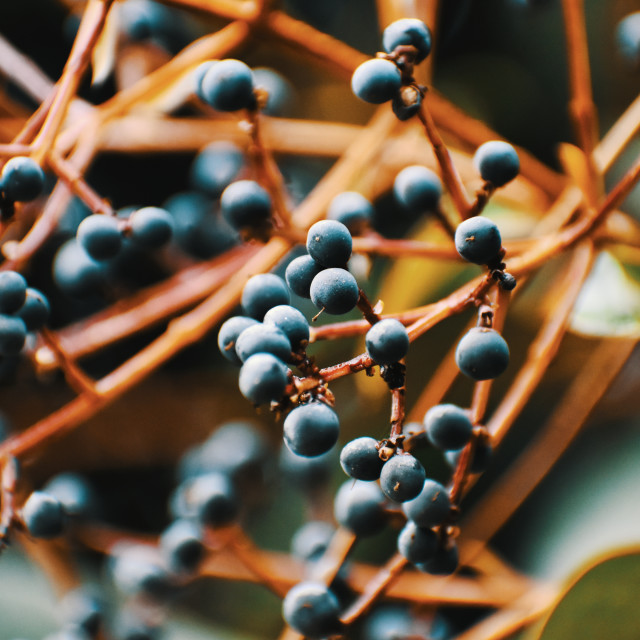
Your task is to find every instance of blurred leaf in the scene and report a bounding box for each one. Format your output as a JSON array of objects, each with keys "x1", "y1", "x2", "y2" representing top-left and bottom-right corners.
[{"x1": 92, "y1": 1, "x2": 119, "y2": 85}]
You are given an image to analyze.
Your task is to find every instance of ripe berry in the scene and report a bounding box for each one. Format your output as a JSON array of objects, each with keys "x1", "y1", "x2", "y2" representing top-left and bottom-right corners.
[
  {"x1": 1, "y1": 157, "x2": 45, "y2": 202},
  {"x1": 60, "y1": 587, "x2": 104, "y2": 638},
  {"x1": 393, "y1": 165, "x2": 442, "y2": 215},
  {"x1": 0, "y1": 315, "x2": 27, "y2": 356},
  {"x1": 159, "y1": 519, "x2": 204, "y2": 575},
  {"x1": 291, "y1": 521, "x2": 335, "y2": 562},
  {"x1": 306, "y1": 220, "x2": 352, "y2": 267},
  {"x1": 402, "y1": 479, "x2": 451, "y2": 527},
  {"x1": 309, "y1": 268, "x2": 359, "y2": 315},
  {"x1": 129, "y1": 207, "x2": 173, "y2": 248},
  {"x1": 351, "y1": 59, "x2": 402, "y2": 104},
  {"x1": 77, "y1": 214, "x2": 123, "y2": 261},
  {"x1": 392, "y1": 85, "x2": 422, "y2": 121},
  {"x1": 365, "y1": 318, "x2": 410, "y2": 365},
  {"x1": 282, "y1": 582, "x2": 342, "y2": 638},
  {"x1": 283, "y1": 402, "x2": 340, "y2": 457},
  {"x1": 199, "y1": 59, "x2": 255, "y2": 111},
  {"x1": 379, "y1": 453, "x2": 425, "y2": 502},
  {"x1": 217, "y1": 315, "x2": 259, "y2": 364},
  {"x1": 423, "y1": 403, "x2": 473, "y2": 451},
  {"x1": 0, "y1": 271, "x2": 27, "y2": 314},
  {"x1": 109, "y1": 543, "x2": 173, "y2": 598},
  {"x1": 382, "y1": 18, "x2": 432, "y2": 63},
  {"x1": 44, "y1": 472, "x2": 98, "y2": 520},
  {"x1": 16, "y1": 287, "x2": 50, "y2": 331},
  {"x1": 473, "y1": 141, "x2": 520, "y2": 187},
  {"x1": 455, "y1": 327, "x2": 510, "y2": 380},
  {"x1": 234, "y1": 323, "x2": 292, "y2": 363},
  {"x1": 340, "y1": 436, "x2": 384, "y2": 481},
  {"x1": 242, "y1": 273, "x2": 290, "y2": 320},
  {"x1": 238, "y1": 352, "x2": 289, "y2": 404},
  {"x1": 190, "y1": 141, "x2": 245, "y2": 197},
  {"x1": 280, "y1": 446, "x2": 335, "y2": 492},
  {"x1": 52, "y1": 239, "x2": 104, "y2": 297},
  {"x1": 333, "y1": 479, "x2": 388, "y2": 536},
  {"x1": 454, "y1": 217, "x2": 502, "y2": 265},
  {"x1": 22, "y1": 491, "x2": 66, "y2": 539},
  {"x1": 616, "y1": 12, "x2": 640, "y2": 70},
  {"x1": 362, "y1": 605, "x2": 416, "y2": 640},
  {"x1": 417, "y1": 541, "x2": 459, "y2": 575},
  {"x1": 263, "y1": 304, "x2": 310, "y2": 349},
  {"x1": 253, "y1": 67, "x2": 296, "y2": 117},
  {"x1": 285, "y1": 254, "x2": 323, "y2": 299},
  {"x1": 327, "y1": 192, "x2": 373, "y2": 232},
  {"x1": 190, "y1": 471, "x2": 239, "y2": 528},
  {"x1": 221, "y1": 180, "x2": 272, "y2": 230},
  {"x1": 397, "y1": 520, "x2": 438, "y2": 564}
]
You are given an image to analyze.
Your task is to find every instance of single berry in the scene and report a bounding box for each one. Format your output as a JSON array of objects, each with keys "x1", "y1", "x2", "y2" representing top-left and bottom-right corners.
[
  {"x1": 423, "y1": 403, "x2": 473, "y2": 451},
  {"x1": 241, "y1": 273, "x2": 290, "y2": 320},
  {"x1": 235, "y1": 322, "x2": 292, "y2": 363},
  {"x1": 379, "y1": 453, "x2": 425, "y2": 502},
  {"x1": 221, "y1": 180, "x2": 272, "y2": 229},
  {"x1": 263, "y1": 304, "x2": 310, "y2": 349},
  {"x1": 119, "y1": 0, "x2": 172, "y2": 41},
  {"x1": 417, "y1": 541, "x2": 459, "y2": 576},
  {"x1": 397, "y1": 520, "x2": 438, "y2": 564},
  {"x1": 473, "y1": 141, "x2": 520, "y2": 187},
  {"x1": 306, "y1": 220, "x2": 352, "y2": 267},
  {"x1": 392, "y1": 85, "x2": 422, "y2": 121},
  {"x1": 340, "y1": 436, "x2": 384, "y2": 481},
  {"x1": 285, "y1": 254, "x2": 323, "y2": 299},
  {"x1": 327, "y1": 192, "x2": 373, "y2": 232},
  {"x1": 309, "y1": 268, "x2": 359, "y2": 315},
  {"x1": 193, "y1": 60, "x2": 216, "y2": 101},
  {"x1": 284, "y1": 402, "x2": 340, "y2": 457},
  {"x1": 60, "y1": 587, "x2": 104, "y2": 638},
  {"x1": 616, "y1": 12, "x2": 640, "y2": 70},
  {"x1": 16, "y1": 287, "x2": 50, "y2": 331},
  {"x1": 159, "y1": 519, "x2": 204, "y2": 574},
  {"x1": 454, "y1": 217, "x2": 502, "y2": 265},
  {"x1": 382, "y1": 18, "x2": 432, "y2": 63},
  {"x1": 190, "y1": 141, "x2": 245, "y2": 197},
  {"x1": 109, "y1": 543, "x2": 174, "y2": 598},
  {"x1": 365, "y1": 318, "x2": 410, "y2": 365},
  {"x1": 0, "y1": 314, "x2": 27, "y2": 356},
  {"x1": 455, "y1": 327, "x2": 509, "y2": 380},
  {"x1": 0, "y1": 271, "x2": 27, "y2": 314},
  {"x1": 77, "y1": 214, "x2": 123, "y2": 261},
  {"x1": 393, "y1": 165, "x2": 442, "y2": 215},
  {"x1": 446, "y1": 438, "x2": 492, "y2": 473},
  {"x1": 279, "y1": 446, "x2": 335, "y2": 492},
  {"x1": 238, "y1": 352, "x2": 289, "y2": 404},
  {"x1": 362, "y1": 605, "x2": 416, "y2": 640},
  {"x1": 200, "y1": 59, "x2": 255, "y2": 111},
  {"x1": 1, "y1": 157, "x2": 45, "y2": 202},
  {"x1": 44, "y1": 472, "x2": 98, "y2": 520},
  {"x1": 22, "y1": 491, "x2": 66, "y2": 539},
  {"x1": 402, "y1": 479, "x2": 451, "y2": 528},
  {"x1": 282, "y1": 582, "x2": 342, "y2": 638},
  {"x1": 253, "y1": 67, "x2": 296, "y2": 117},
  {"x1": 129, "y1": 207, "x2": 173, "y2": 248},
  {"x1": 218, "y1": 315, "x2": 259, "y2": 365},
  {"x1": 291, "y1": 521, "x2": 335, "y2": 562},
  {"x1": 189, "y1": 472, "x2": 239, "y2": 528},
  {"x1": 351, "y1": 59, "x2": 402, "y2": 104},
  {"x1": 333, "y1": 479, "x2": 388, "y2": 536},
  {"x1": 52, "y1": 239, "x2": 104, "y2": 297}
]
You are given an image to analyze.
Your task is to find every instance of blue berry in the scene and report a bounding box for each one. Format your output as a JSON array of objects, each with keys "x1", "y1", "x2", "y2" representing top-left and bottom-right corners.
[
  {"x1": 0, "y1": 271, "x2": 27, "y2": 314},
  {"x1": 159, "y1": 519, "x2": 204, "y2": 575},
  {"x1": 190, "y1": 471, "x2": 239, "y2": 528},
  {"x1": 16, "y1": 287, "x2": 49, "y2": 331},
  {"x1": 446, "y1": 438, "x2": 493, "y2": 473},
  {"x1": 424, "y1": 403, "x2": 473, "y2": 451},
  {"x1": 109, "y1": 543, "x2": 174, "y2": 598},
  {"x1": 218, "y1": 315, "x2": 259, "y2": 364},
  {"x1": 454, "y1": 217, "x2": 502, "y2": 265},
  {"x1": 291, "y1": 521, "x2": 335, "y2": 562},
  {"x1": 129, "y1": 207, "x2": 173, "y2": 248},
  {"x1": 284, "y1": 402, "x2": 340, "y2": 457},
  {"x1": 0, "y1": 315, "x2": 27, "y2": 356},
  {"x1": 52, "y1": 239, "x2": 104, "y2": 297},
  {"x1": 327, "y1": 192, "x2": 373, "y2": 232},
  {"x1": 235, "y1": 323, "x2": 292, "y2": 363},
  {"x1": 382, "y1": 18, "x2": 432, "y2": 63},
  {"x1": 44, "y1": 472, "x2": 98, "y2": 520},
  {"x1": 119, "y1": 0, "x2": 172, "y2": 41},
  {"x1": 279, "y1": 446, "x2": 335, "y2": 492},
  {"x1": 282, "y1": 582, "x2": 342, "y2": 638},
  {"x1": 394, "y1": 165, "x2": 442, "y2": 214},
  {"x1": 362, "y1": 605, "x2": 416, "y2": 640},
  {"x1": 77, "y1": 214, "x2": 123, "y2": 261},
  {"x1": 306, "y1": 220, "x2": 352, "y2": 267},
  {"x1": 365, "y1": 318, "x2": 409, "y2": 365},
  {"x1": 221, "y1": 180, "x2": 272, "y2": 229},
  {"x1": 1, "y1": 157, "x2": 45, "y2": 202},
  {"x1": 22, "y1": 491, "x2": 66, "y2": 538},
  {"x1": 333, "y1": 480, "x2": 388, "y2": 536},
  {"x1": 379, "y1": 453, "x2": 425, "y2": 502},
  {"x1": 309, "y1": 268, "x2": 359, "y2": 315},
  {"x1": 391, "y1": 85, "x2": 422, "y2": 121},
  {"x1": 339, "y1": 436, "x2": 384, "y2": 481},
  {"x1": 193, "y1": 61, "x2": 216, "y2": 100},
  {"x1": 285, "y1": 254, "x2": 323, "y2": 299},
  {"x1": 351, "y1": 59, "x2": 402, "y2": 104},
  {"x1": 199, "y1": 59, "x2": 255, "y2": 111},
  {"x1": 455, "y1": 327, "x2": 509, "y2": 380},
  {"x1": 263, "y1": 304, "x2": 310, "y2": 349},
  {"x1": 473, "y1": 141, "x2": 520, "y2": 187},
  {"x1": 238, "y1": 352, "x2": 289, "y2": 404},
  {"x1": 616, "y1": 12, "x2": 640, "y2": 70},
  {"x1": 190, "y1": 141, "x2": 244, "y2": 197},
  {"x1": 397, "y1": 520, "x2": 438, "y2": 564},
  {"x1": 253, "y1": 67, "x2": 296, "y2": 116},
  {"x1": 241, "y1": 273, "x2": 290, "y2": 320},
  {"x1": 402, "y1": 479, "x2": 451, "y2": 527},
  {"x1": 60, "y1": 587, "x2": 104, "y2": 638},
  {"x1": 417, "y1": 541, "x2": 459, "y2": 575}
]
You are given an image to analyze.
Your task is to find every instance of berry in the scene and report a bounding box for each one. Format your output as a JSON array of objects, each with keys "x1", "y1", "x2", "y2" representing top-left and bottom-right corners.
[
  {"x1": 0, "y1": 271, "x2": 27, "y2": 314},
  {"x1": 113, "y1": 612, "x2": 161, "y2": 640},
  {"x1": 220, "y1": 180, "x2": 272, "y2": 229},
  {"x1": 417, "y1": 541, "x2": 459, "y2": 576},
  {"x1": 455, "y1": 327, "x2": 509, "y2": 380},
  {"x1": 189, "y1": 471, "x2": 239, "y2": 528},
  {"x1": 44, "y1": 472, "x2": 98, "y2": 520},
  {"x1": 238, "y1": 352, "x2": 289, "y2": 404},
  {"x1": 616, "y1": 12, "x2": 640, "y2": 70},
  {"x1": 119, "y1": 0, "x2": 172, "y2": 41},
  {"x1": 282, "y1": 582, "x2": 342, "y2": 638},
  {"x1": 362, "y1": 605, "x2": 416, "y2": 640},
  {"x1": 306, "y1": 220, "x2": 352, "y2": 267},
  {"x1": 402, "y1": 479, "x2": 451, "y2": 527},
  {"x1": 446, "y1": 438, "x2": 493, "y2": 473},
  {"x1": 217, "y1": 315, "x2": 259, "y2": 364},
  {"x1": 339, "y1": 436, "x2": 384, "y2": 481},
  {"x1": 392, "y1": 85, "x2": 422, "y2": 121},
  {"x1": 129, "y1": 207, "x2": 173, "y2": 248},
  {"x1": 60, "y1": 587, "x2": 104, "y2": 638},
  {"x1": 16, "y1": 287, "x2": 50, "y2": 331},
  {"x1": 393, "y1": 165, "x2": 442, "y2": 214},
  {"x1": 1, "y1": 157, "x2": 45, "y2": 202},
  {"x1": 454, "y1": 217, "x2": 502, "y2": 265},
  {"x1": 397, "y1": 520, "x2": 438, "y2": 564},
  {"x1": 52, "y1": 239, "x2": 104, "y2": 297},
  {"x1": 253, "y1": 67, "x2": 296, "y2": 116},
  {"x1": 241, "y1": 273, "x2": 290, "y2": 320},
  {"x1": 473, "y1": 141, "x2": 520, "y2": 187},
  {"x1": 190, "y1": 141, "x2": 245, "y2": 197},
  {"x1": 22, "y1": 491, "x2": 66, "y2": 539},
  {"x1": 285, "y1": 254, "x2": 323, "y2": 299},
  {"x1": 424, "y1": 403, "x2": 473, "y2": 451},
  {"x1": 0, "y1": 314, "x2": 27, "y2": 356},
  {"x1": 193, "y1": 61, "x2": 216, "y2": 100},
  {"x1": 199, "y1": 59, "x2": 255, "y2": 111},
  {"x1": 108, "y1": 543, "x2": 174, "y2": 598},
  {"x1": 327, "y1": 192, "x2": 373, "y2": 232},
  {"x1": 283, "y1": 402, "x2": 340, "y2": 457},
  {"x1": 263, "y1": 304, "x2": 310, "y2": 349},
  {"x1": 291, "y1": 521, "x2": 335, "y2": 562},
  {"x1": 279, "y1": 446, "x2": 335, "y2": 492},
  {"x1": 365, "y1": 318, "x2": 410, "y2": 365},
  {"x1": 351, "y1": 59, "x2": 402, "y2": 104},
  {"x1": 159, "y1": 519, "x2": 204, "y2": 574},
  {"x1": 235, "y1": 322, "x2": 292, "y2": 363},
  {"x1": 77, "y1": 214, "x2": 123, "y2": 261},
  {"x1": 309, "y1": 268, "x2": 359, "y2": 315},
  {"x1": 333, "y1": 479, "x2": 388, "y2": 536},
  {"x1": 379, "y1": 453, "x2": 425, "y2": 502},
  {"x1": 382, "y1": 18, "x2": 432, "y2": 63}
]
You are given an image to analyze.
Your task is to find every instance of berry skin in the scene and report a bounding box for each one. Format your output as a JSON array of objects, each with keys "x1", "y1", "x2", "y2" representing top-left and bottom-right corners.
[
  {"x1": 77, "y1": 214, "x2": 123, "y2": 261},
  {"x1": 241, "y1": 273, "x2": 290, "y2": 320},
  {"x1": 189, "y1": 472, "x2": 239, "y2": 528},
  {"x1": 1, "y1": 157, "x2": 45, "y2": 202},
  {"x1": 0, "y1": 314, "x2": 27, "y2": 356},
  {"x1": 199, "y1": 59, "x2": 255, "y2": 111},
  {"x1": 616, "y1": 12, "x2": 640, "y2": 71},
  {"x1": 402, "y1": 479, "x2": 451, "y2": 528},
  {"x1": 109, "y1": 542, "x2": 174, "y2": 599},
  {"x1": 190, "y1": 141, "x2": 244, "y2": 197},
  {"x1": 60, "y1": 587, "x2": 104, "y2": 638},
  {"x1": 423, "y1": 403, "x2": 473, "y2": 451},
  {"x1": 310, "y1": 268, "x2": 360, "y2": 315},
  {"x1": 285, "y1": 254, "x2": 323, "y2": 299},
  {"x1": 253, "y1": 67, "x2": 297, "y2": 117},
  {"x1": 282, "y1": 582, "x2": 342, "y2": 639},
  {"x1": 291, "y1": 521, "x2": 335, "y2": 562},
  {"x1": 159, "y1": 519, "x2": 204, "y2": 575},
  {"x1": 333, "y1": 479, "x2": 388, "y2": 536},
  {"x1": 327, "y1": 192, "x2": 373, "y2": 232},
  {"x1": 306, "y1": 220, "x2": 352, "y2": 267},
  {"x1": 234, "y1": 322, "x2": 292, "y2": 363},
  {"x1": 362, "y1": 605, "x2": 416, "y2": 640},
  {"x1": 16, "y1": 287, "x2": 50, "y2": 331},
  {"x1": 340, "y1": 436, "x2": 384, "y2": 481},
  {"x1": 473, "y1": 141, "x2": 520, "y2": 187},
  {"x1": 44, "y1": 472, "x2": 98, "y2": 520},
  {"x1": 129, "y1": 207, "x2": 174, "y2": 248},
  {"x1": 193, "y1": 61, "x2": 216, "y2": 101},
  {"x1": 397, "y1": 520, "x2": 438, "y2": 564},
  {"x1": 455, "y1": 327, "x2": 510, "y2": 380},
  {"x1": 382, "y1": 18, "x2": 432, "y2": 63},
  {"x1": 454, "y1": 217, "x2": 502, "y2": 265},
  {"x1": 351, "y1": 59, "x2": 402, "y2": 104},
  {"x1": 263, "y1": 304, "x2": 310, "y2": 349},
  {"x1": 221, "y1": 180, "x2": 272, "y2": 230},
  {"x1": 283, "y1": 402, "x2": 340, "y2": 457},
  {"x1": 52, "y1": 239, "x2": 104, "y2": 297},
  {"x1": 446, "y1": 437, "x2": 492, "y2": 473},
  {"x1": 365, "y1": 318, "x2": 410, "y2": 365},
  {"x1": 379, "y1": 453, "x2": 425, "y2": 502},
  {"x1": 22, "y1": 491, "x2": 66, "y2": 539},
  {"x1": 238, "y1": 352, "x2": 289, "y2": 404},
  {"x1": 417, "y1": 541, "x2": 459, "y2": 576},
  {"x1": 393, "y1": 165, "x2": 442, "y2": 215},
  {"x1": 0, "y1": 271, "x2": 27, "y2": 314},
  {"x1": 217, "y1": 315, "x2": 259, "y2": 364}
]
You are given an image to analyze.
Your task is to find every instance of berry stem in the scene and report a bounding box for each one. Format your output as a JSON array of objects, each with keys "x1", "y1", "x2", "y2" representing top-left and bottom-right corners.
[
  {"x1": 356, "y1": 288, "x2": 381, "y2": 325},
  {"x1": 389, "y1": 385, "x2": 406, "y2": 441}
]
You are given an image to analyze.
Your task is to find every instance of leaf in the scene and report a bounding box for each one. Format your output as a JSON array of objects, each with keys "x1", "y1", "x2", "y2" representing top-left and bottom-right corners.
[{"x1": 91, "y1": 1, "x2": 119, "y2": 85}]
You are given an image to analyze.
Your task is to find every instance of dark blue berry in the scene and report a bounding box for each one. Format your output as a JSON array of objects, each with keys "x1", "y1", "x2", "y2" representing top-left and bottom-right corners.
[
  {"x1": 379, "y1": 453, "x2": 425, "y2": 502},
  {"x1": 417, "y1": 541, "x2": 459, "y2": 575},
  {"x1": 44, "y1": 472, "x2": 98, "y2": 520},
  {"x1": 402, "y1": 478, "x2": 451, "y2": 527},
  {"x1": 473, "y1": 141, "x2": 520, "y2": 187},
  {"x1": 238, "y1": 352, "x2": 289, "y2": 404},
  {"x1": 160, "y1": 519, "x2": 204, "y2": 574},
  {"x1": 16, "y1": 287, "x2": 49, "y2": 331},
  {"x1": 446, "y1": 438, "x2": 492, "y2": 473},
  {"x1": 362, "y1": 605, "x2": 416, "y2": 640},
  {"x1": 235, "y1": 323, "x2": 292, "y2": 363},
  {"x1": 284, "y1": 402, "x2": 340, "y2": 457},
  {"x1": 263, "y1": 304, "x2": 310, "y2": 349},
  {"x1": 61, "y1": 587, "x2": 104, "y2": 638},
  {"x1": 0, "y1": 315, "x2": 26, "y2": 356},
  {"x1": 0, "y1": 271, "x2": 27, "y2": 314},
  {"x1": 306, "y1": 220, "x2": 352, "y2": 267},
  {"x1": 339, "y1": 436, "x2": 384, "y2": 481},
  {"x1": 291, "y1": 521, "x2": 335, "y2": 562},
  {"x1": 455, "y1": 327, "x2": 509, "y2": 380},
  {"x1": 365, "y1": 318, "x2": 409, "y2": 365},
  {"x1": 129, "y1": 207, "x2": 173, "y2": 248},
  {"x1": 424, "y1": 403, "x2": 473, "y2": 451},
  {"x1": 279, "y1": 446, "x2": 335, "y2": 492},
  {"x1": 119, "y1": 0, "x2": 172, "y2": 41},
  {"x1": 199, "y1": 59, "x2": 255, "y2": 111},
  {"x1": 454, "y1": 217, "x2": 502, "y2": 265},
  {"x1": 22, "y1": 491, "x2": 66, "y2": 538},
  {"x1": 190, "y1": 141, "x2": 244, "y2": 197},
  {"x1": 109, "y1": 543, "x2": 174, "y2": 598},
  {"x1": 193, "y1": 61, "x2": 216, "y2": 100},
  {"x1": 309, "y1": 268, "x2": 359, "y2": 315},
  {"x1": 241, "y1": 273, "x2": 290, "y2": 320},
  {"x1": 285, "y1": 254, "x2": 323, "y2": 299},
  {"x1": 397, "y1": 520, "x2": 438, "y2": 564},
  {"x1": 333, "y1": 480, "x2": 388, "y2": 536},
  {"x1": 1, "y1": 157, "x2": 45, "y2": 202},
  {"x1": 327, "y1": 192, "x2": 373, "y2": 232},
  {"x1": 253, "y1": 67, "x2": 296, "y2": 116},
  {"x1": 190, "y1": 471, "x2": 239, "y2": 528},
  {"x1": 394, "y1": 165, "x2": 442, "y2": 214},
  {"x1": 218, "y1": 315, "x2": 259, "y2": 364},
  {"x1": 221, "y1": 180, "x2": 272, "y2": 229},
  {"x1": 391, "y1": 85, "x2": 422, "y2": 121},
  {"x1": 616, "y1": 12, "x2": 640, "y2": 71},
  {"x1": 351, "y1": 59, "x2": 402, "y2": 104},
  {"x1": 52, "y1": 239, "x2": 104, "y2": 297},
  {"x1": 77, "y1": 214, "x2": 123, "y2": 261},
  {"x1": 382, "y1": 18, "x2": 432, "y2": 63},
  {"x1": 282, "y1": 582, "x2": 342, "y2": 638}
]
